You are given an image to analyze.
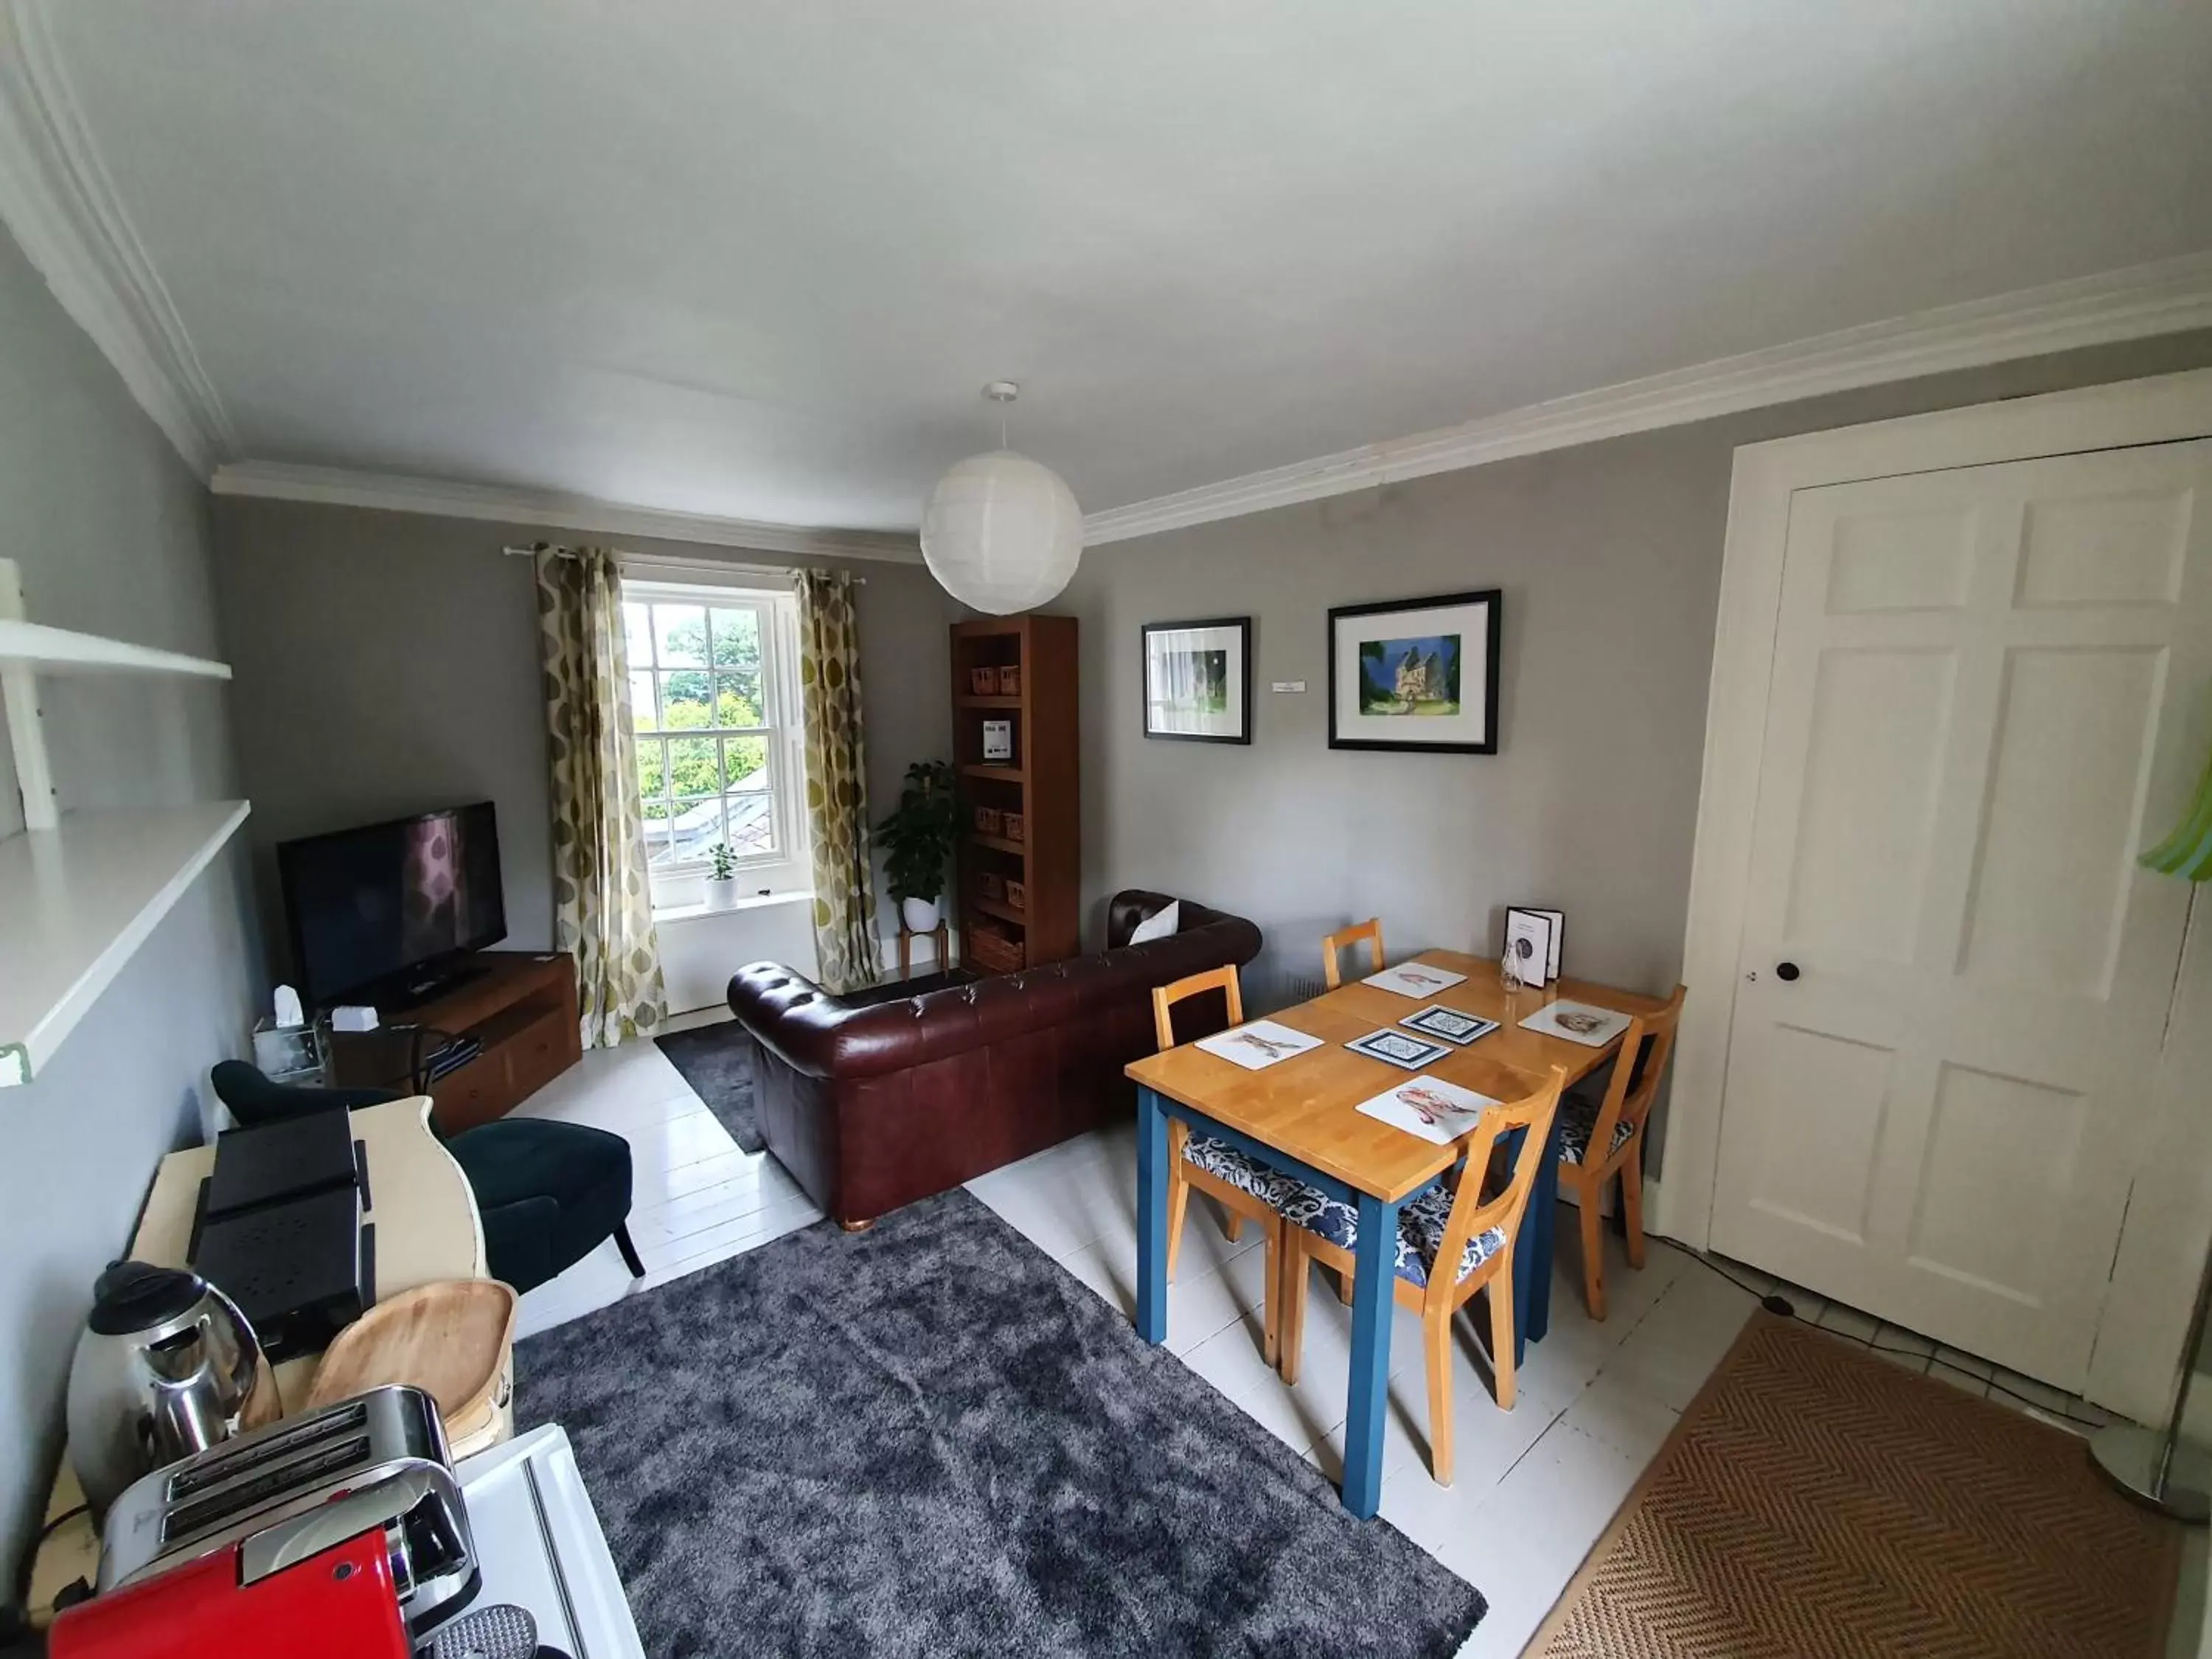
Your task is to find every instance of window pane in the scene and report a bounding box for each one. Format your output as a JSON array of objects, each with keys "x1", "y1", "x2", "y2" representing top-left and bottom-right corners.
[
  {"x1": 714, "y1": 672, "x2": 763, "y2": 726},
  {"x1": 709, "y1": 606, "x2": 762, "y2": 677},
  {"x1": 655, "y1": 605, "x2": 707, "y2": 667},
  {"x1": 660, "y1": 669, "x2": 712, "y2": 728},
  {"x1": 667, "y1": 796, "x2": 724, "y2": 864},
  {"x1": 667, "y1": 735, "x2": 719, "y2": 797},
  {"x1": 726, "y1": 793, "x2": 775, "y2": 857},
  {"x1": 725, "y1": 734, "x2": 771, "y2": 792},
  {"x1": 641, "y1": 799, "x2": 678, "y2": 866},
  {"x1": 636, "y1": 737, "x2": 667, "y2": 800},
  {"x1": 624, "y1": 602, "x2": 654, "y2": 671},
  {"x1": 628, "y1": 671, "x2": 658, "y2": 731}
]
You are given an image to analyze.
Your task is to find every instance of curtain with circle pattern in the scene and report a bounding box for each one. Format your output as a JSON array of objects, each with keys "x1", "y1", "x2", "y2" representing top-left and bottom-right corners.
[
  {"x1": 795, "y1": 568, "x2": 881, "y2": 992},
  {"x1": 536, "y1": 545, "x2": 668, "y2": 1046}
]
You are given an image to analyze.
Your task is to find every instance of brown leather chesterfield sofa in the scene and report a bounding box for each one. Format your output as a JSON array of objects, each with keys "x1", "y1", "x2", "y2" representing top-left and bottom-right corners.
[{"x1": 726, "y1": 890, "x2": 1262, "y2": 1230}]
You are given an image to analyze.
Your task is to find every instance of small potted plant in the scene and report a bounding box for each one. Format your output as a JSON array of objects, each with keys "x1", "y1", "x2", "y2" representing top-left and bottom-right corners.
[
  {"x1": 704, "y1": 841, "x2": 740, "y2": 911},
  {"x1": 875, "y1": 759, "x2": 957, "y2": 933}
]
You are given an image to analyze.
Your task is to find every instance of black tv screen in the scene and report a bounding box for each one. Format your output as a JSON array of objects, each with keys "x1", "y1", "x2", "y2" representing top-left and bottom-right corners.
[{"x1": 277, "y1": 803, "x2": 507, "y2": 1007}]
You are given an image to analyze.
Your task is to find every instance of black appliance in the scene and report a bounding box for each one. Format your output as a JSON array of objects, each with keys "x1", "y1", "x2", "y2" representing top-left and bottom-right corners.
[
  {"x1": 190, "y1": 1110, "x2": 373, "y2": 1363},
  {"x1": 277, "y1": 803, "x2": 507, "y2": 1009}
]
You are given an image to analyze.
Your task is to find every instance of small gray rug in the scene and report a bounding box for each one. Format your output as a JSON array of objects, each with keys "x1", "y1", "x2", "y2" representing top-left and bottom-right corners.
[
  {"x1": 515, "y1": 1189, "x2": 1484, "y2": 1658},
  {"x1": 658, "y1": 973, "x2": 976, "y2": 1155},
  {"x1": 654, "y1": 1023, "x2": 763, "y2": 1152}
]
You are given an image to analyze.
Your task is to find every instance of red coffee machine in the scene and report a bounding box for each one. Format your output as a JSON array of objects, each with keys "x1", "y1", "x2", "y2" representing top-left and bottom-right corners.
[{"x1": 51, "y1": 1387, "x2": 478, "y2": 1659}]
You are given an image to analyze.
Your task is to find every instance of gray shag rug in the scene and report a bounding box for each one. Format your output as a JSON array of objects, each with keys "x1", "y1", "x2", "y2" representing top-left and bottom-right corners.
[{"x1": 515, "y1": 1188, "x2": 1484, "y2": 1658}]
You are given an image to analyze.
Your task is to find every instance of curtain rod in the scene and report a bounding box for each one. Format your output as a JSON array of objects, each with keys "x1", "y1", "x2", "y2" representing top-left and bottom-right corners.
[{"x1": 501, "y1": 543, "x2": 865, "y2": 583}]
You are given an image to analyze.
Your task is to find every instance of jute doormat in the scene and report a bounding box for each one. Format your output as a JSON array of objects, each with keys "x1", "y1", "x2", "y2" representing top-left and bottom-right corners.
[{"x1": 1528, "y1": 1312, "x2": 2180, "y2": 1658}]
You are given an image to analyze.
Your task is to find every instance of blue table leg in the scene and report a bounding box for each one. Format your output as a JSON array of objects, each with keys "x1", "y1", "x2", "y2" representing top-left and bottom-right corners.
[
  {"x1": 1135, "y1": 1086, "x2": 1170, "y2": 1346},
  {"x1": 1510, "y1": 1118, "x2": 1564, "y2": 1362},
  {"x1": 1341, "y1": 1191, "x2": 1397, "y2": 1519},
  {"x1": 1528, "y1": 1113, "x2": 1562, "y2": 1346}
]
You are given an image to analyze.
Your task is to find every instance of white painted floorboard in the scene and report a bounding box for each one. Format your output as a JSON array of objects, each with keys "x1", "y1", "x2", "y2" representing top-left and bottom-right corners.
[
  {"x1": 507, "y1": 1026, "x2": 824, "y2": 1338},
  {"x1": 510, "y1": 1023, "x2": 2127, "y2": 1657}
]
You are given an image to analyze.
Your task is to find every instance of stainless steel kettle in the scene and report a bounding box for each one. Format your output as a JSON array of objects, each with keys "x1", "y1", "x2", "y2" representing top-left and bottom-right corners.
[{"x1": 66, "y1": 1259, "x2": 262, "y2": 1520}]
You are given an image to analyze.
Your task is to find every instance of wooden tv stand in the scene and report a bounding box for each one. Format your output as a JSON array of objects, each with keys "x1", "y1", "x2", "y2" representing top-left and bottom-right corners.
[{"x1": 327, "y1": 950, "x2": 581, "y2": 1133}]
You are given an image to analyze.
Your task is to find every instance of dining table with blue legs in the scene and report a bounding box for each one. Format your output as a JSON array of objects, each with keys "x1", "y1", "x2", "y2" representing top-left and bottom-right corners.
[{"x1": 1124, "y1": 951, "x2": 1669, "y2": 1518}]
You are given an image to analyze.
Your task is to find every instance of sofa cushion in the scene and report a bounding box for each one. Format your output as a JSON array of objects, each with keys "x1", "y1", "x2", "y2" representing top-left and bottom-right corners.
[{"x1": 1127, "y1": 900, "x2": 1180, "y2": 945}]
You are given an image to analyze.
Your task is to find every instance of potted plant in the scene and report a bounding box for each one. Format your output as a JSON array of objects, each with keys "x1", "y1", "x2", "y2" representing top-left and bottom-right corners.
[
  {"x1": 875, "y1": 759, "x2": 957, "y2": 932},
  {"x1": 704, "y1": 841, "x2": 740, "y2": 911}
]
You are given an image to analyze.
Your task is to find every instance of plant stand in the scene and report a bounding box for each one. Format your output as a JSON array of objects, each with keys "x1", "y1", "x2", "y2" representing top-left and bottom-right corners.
[{"x1": 897, "y1": 919, "x2": 951, "y2": 981}]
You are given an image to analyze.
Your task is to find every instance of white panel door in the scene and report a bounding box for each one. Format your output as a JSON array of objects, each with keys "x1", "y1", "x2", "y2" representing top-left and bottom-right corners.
[{"x1": 1710, "y1": 440, "x2": 2212, "y2": 1387}]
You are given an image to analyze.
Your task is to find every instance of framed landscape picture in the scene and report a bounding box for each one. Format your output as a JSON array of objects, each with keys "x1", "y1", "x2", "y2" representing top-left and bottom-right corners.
[
  {"x1": 1326, "y1": 589, "x2": 1500, "y2": 754},
  {"x1": 1142, "y1": 616, "x2": 1251, "y2": 743}
]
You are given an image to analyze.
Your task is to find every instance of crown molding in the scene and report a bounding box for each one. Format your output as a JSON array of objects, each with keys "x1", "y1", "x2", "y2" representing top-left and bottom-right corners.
[
  {"x1": 1082, "y1": 251, "x2": 2212, "y2": 546},
  {"x1": 0, "y1": 0, "x2": 235, "y2": 473},
  {"x1": 209, "y1": 460, "x2": 925, "y2": 564}
]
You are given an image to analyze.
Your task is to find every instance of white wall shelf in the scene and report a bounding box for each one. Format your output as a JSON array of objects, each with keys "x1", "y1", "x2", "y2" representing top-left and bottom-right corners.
[
  {"x1": 0, "y1": 616, "x2": 233, "y2": 679},
  {"x1": 2, "y1": 557, "x2": 237, "y2": 840},
  {"x1": 0, "y1": 801, "x2": 250, "y2": 1088}
]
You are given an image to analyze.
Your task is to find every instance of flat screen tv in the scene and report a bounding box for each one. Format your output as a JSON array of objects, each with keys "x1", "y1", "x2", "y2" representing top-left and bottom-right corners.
[{"x1": 277, "y1": 802, "x2": 507, "y2": 1009}]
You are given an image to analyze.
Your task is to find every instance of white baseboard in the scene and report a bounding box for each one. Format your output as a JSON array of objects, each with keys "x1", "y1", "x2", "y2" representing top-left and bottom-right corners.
[
  {"x1": 1553, "y1": 1172, "x2": 1666, "y2": 1234},
  {"x1": 2180, "y1": 1372, "x2": 2212, "y2": 1449}
]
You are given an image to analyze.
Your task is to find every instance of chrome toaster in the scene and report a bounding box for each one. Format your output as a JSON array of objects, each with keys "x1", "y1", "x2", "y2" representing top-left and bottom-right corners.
[{"x1": 97, "y1": 1384, "x2": 479, "y2": 1641}]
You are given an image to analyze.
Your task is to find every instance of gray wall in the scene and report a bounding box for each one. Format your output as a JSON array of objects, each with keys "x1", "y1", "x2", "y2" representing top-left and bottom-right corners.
[
  {"x1": 210, "y1": 497, "x2": 959, "y2": 978},
  {"x1": 0, "y1": 225, "x2": 257, "y2": 1575},
  {"x1": 1059, "y1": 329, "x2": 2212, "y2": 1158}
]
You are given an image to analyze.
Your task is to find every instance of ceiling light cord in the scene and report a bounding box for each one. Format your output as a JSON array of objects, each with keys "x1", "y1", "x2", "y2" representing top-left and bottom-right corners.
[{"x1": 984, "y1": 378, "x2": 1020, "y2": 451}]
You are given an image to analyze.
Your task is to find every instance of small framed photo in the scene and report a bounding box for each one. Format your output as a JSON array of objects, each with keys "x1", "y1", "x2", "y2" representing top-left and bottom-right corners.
[
  {"x1": 1346, "y1": 1029, "x2": 1453, "y2": 1071},
  {"x1": 1327, "y1": 588, "x2": 1502, "y2": 754},
  {"x1": 1143, "y1": 617, "x2": 1251, "y2": 744},
  {"x1": 1399, "y1": 1005, "x2": 1498, "y2": 1046},
  {"x1": 981, "y1": 718, "x2": 1013, "y2": 763}
]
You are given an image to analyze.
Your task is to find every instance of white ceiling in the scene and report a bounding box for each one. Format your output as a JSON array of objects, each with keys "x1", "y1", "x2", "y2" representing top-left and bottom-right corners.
[{"x1": 38, "y1": 0, "x2": 2212, "y2": 532}]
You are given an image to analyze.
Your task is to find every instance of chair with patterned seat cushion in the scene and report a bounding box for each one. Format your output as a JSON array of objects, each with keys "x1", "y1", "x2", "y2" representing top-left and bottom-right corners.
[
  {"x1": 1558, "y1": 984, "x2": 1686, "y2": 1321},
  {"x1": 1155, "y1": 965, "x2": 1292, "y2": 1366},
  {"x1": 1279, "y1": 1066, "x2": 1567, "y2": 1485},
  {"x1": 1556, "y1": 1098, "x2": 1635, "y2": 1168}
]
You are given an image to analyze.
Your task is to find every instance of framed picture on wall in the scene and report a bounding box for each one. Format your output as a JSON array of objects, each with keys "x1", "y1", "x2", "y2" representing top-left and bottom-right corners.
[
  {"x1": 1326, "y1": 589, "x2": 1501, "y2": 754},
  {"x1": 1142, "y1": 616, "x2": 1252, "y2": 743}
]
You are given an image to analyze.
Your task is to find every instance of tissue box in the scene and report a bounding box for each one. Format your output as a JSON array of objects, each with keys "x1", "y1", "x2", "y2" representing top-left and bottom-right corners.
[{"x1": 250, "y1": 1020, "x2": 322, "y2": 1085}]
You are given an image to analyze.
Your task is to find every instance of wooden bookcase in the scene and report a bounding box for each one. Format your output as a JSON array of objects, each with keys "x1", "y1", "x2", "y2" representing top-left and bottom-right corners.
[{"x1": 950, "y1": 614, "x2": 1079, "y2": 970}]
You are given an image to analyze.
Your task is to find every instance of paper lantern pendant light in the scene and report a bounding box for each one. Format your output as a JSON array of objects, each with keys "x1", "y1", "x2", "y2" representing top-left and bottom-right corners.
[{"x1": 921, "y1": 383, "x2": 1082, "y2": 614}]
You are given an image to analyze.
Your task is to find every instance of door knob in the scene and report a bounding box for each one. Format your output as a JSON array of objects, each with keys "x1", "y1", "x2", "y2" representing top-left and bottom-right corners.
[{"x1": 1775, "y1": 961, "x2": 1801, "y2": 982}]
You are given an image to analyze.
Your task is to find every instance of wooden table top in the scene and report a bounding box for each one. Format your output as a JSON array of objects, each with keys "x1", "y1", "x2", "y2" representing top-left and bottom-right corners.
[{"x1": 1125, "y1": 951, "x2": 1672, "y2": 1203}]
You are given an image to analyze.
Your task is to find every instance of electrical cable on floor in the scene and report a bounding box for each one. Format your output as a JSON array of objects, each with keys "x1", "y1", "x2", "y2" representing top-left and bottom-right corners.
[{"x1": 1674, "y1": 1247, "x2": 2113, "y2": 1431}]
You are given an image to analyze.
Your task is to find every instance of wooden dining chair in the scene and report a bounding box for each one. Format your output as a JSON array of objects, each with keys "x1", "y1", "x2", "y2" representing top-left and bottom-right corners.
[
  {"x1": 1321, "y1": 917, "x2": 1385, "y2": 989},
  {"x1": 1559, "y1": 985, "x2": 1687, "y2": 1321},
  {"x1": 1277, "y1": 1066, "x2": 1567, "y2": 1486},
  {"x1": 1153, "y1": 965, "x2": 1293, "y2": 1366}
]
